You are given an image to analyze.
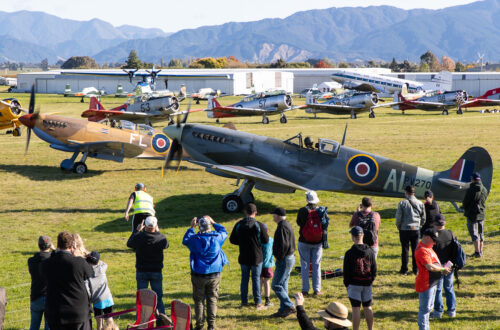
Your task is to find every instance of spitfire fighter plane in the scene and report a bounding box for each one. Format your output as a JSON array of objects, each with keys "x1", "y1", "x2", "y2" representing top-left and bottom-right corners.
[
  {"x1": 162, "y1": 122, "x2": 492, "y2": 213},
  {"x1": 304, "y1": 90, "x2": 379, "y2": 119},
  {"x1": 205, "y1": 91, "x2": 296, "y2": 124},
  {"x1": 19, "y1": 88, "x2": 173, "y2": 173},
  {"x1": 0, "y1": 97, "x2": 25, "y2": 136},
  {"x1": 190, "y1": 88, "x2": 222, "y2": 104},
  {"x1": 81, "y1": 95, "x2": 188, "y2": 126}
]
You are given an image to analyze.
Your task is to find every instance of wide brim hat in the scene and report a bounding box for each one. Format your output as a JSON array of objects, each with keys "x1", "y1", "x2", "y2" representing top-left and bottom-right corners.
[
  {"x1": 306, "y1": 191, "x2": 320, "y2": 204},
  {"x1": 317, "y1": 302, "x2": 352, "y2": 327}
]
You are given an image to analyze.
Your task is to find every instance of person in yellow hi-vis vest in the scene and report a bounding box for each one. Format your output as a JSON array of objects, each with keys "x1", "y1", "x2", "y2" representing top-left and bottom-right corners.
[{"x1": 125, "y1": 183, "x2": 156, "y2": 232}]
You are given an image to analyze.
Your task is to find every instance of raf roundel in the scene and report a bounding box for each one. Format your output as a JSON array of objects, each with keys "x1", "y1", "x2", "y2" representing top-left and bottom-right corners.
[
  {"x1": 346, "y1": 154, "x2": 379, "y2": 186},
  {"x1": 151, "y1": 133, "x2": 171, "y2": 154}
]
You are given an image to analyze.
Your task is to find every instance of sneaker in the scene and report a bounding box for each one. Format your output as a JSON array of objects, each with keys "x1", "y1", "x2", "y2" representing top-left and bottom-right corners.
[
  {"x1": 448, "y1": 311, "x2": 456, "y2": 318},
  {"x1": 313, "y1": 291, "x2": 323, "y2": 296},
  {"x1": 272, "y1": 307, "x2": 296, "y2": 318},
  {"x1": 240, "y1": 303, "x2": 249, "y2": 308},
  {"x1": 472, "y1": 252, "x2": 481, "y2": 258},
  {"x1": 265, "y1": 300, "x2": 274, "y2": 307},
  {"x1": 430, "y1": 312, "x2": 442, "y2": 319},
  {"x1": 301, "y1": 291, "x2": 309, "y2": 296},
  {"x1": 255, "y1": 303, "x2": 267, "y2": 311}
]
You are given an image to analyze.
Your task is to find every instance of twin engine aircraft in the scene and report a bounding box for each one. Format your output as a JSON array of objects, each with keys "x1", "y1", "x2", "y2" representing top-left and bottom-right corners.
[
  {"x1": 205, "y1": 91, "x2": 297, "y2": 124},
  {"x1": 304, "y1": 90, "x2": 379, "y2": 119},
  {"x1": 162, "y1": 122, "x2": 492, "y2": 213},
  {"x1": 0, "y1": 98, "x2": 25, "y2": 136}
]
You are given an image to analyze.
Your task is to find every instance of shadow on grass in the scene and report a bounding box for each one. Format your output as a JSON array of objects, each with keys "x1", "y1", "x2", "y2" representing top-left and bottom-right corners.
[
  {"x1": 375, "y1": 291, "x2": 416, "y2": 301},
  {"x1": 0, "y1": 164, "x2": 103, "y2": 180},
  {"x1": 94, "y1": 193, "x2": 277, "y2": 233},
  {"x1": 373, "y1": 310, "x2": 414, "y2": 321},
  {"x1": 0, "y1": 207, "x2": 121, "y2": 214}
]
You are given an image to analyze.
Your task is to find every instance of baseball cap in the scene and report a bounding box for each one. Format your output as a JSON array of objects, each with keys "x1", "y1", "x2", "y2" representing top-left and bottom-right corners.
[
  {"x1": 422, "y1": 228, "x2": 438, "y2": 241},
  {"x1": 424, "y1": 190, "x2": 434, "y2": 198},
  {"x1": 38, "y1": 235, "x2": 53, "y2": 250},
  {"x1": 86, "y1": 251, "x2": 100, "y2": 265},
  {"x1": 145, "y1": 216, "x2": 158, "y2": 228},
  {"x1": 135, "y1": 182, "x2": 145, "y2": 190},
  {"x1": 472, "y1": 172, "x2": 481, "y2": 180},
  {"x1": 349, "y1": 226, "x2": 363, "y2": 236},
  {"x1": 433, "y1": 214, "x2": 446, "y2": 226},
  {"x1": 306, "y1": 191, "x2": 320, "y2": 204},
  {"x1": 271, "y1": 207, "x2": 286, "y2": 217},
  {"x1": 198, "y1": 216, "x2": 210, "y2": 232}
]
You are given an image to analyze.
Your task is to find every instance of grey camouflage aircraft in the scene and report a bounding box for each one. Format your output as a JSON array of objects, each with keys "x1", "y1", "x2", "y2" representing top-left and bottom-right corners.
[
  {"x1": 304, "y1": 91, "x2": 379, "y2": 119},
  {"x1": 162, "y1": 122, "x2": 492, "y2": 212}
]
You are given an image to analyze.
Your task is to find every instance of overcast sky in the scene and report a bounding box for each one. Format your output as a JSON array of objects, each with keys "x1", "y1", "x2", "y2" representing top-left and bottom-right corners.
[{"x1": 2, "y1": 0, "x2": 479, "y2": 32}]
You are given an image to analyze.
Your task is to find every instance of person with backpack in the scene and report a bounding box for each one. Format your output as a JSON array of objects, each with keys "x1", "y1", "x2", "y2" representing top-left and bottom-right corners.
[
  {"x1": 430, "y1": 215, "x2": 457, "y2": 319},
  {"x1": 462, "y1": 172, "x2": 488, "y2": 258},
  {"x1": 421, "y1": 190, "x2": 440, "y2": 236},
  {"x1": 343, "y1": 226, "x2": 376, "y2": 330},
  {"x1": 350, "y1": 197, "x2": 381, "y2": 258},
  {"x1": 230, "y1": 203, "x2": 269, "y2": 310},
  {"x1": 396, "y1": 186, "x2": 425, "y2": 275},
  {"x1": 297, "y1": 191, "x2": 325, "y2": 296}
]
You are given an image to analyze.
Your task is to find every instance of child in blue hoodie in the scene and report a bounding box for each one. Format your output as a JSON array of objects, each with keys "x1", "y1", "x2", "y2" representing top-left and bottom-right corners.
[{"x1": 260, "y1": 223, "x2": 275, "y2": 306}]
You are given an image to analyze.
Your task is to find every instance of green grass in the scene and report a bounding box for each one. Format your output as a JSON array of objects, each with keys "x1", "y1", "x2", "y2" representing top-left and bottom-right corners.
[{"x1": 1, "y1": 92, "x2": 499, "y2": 329}]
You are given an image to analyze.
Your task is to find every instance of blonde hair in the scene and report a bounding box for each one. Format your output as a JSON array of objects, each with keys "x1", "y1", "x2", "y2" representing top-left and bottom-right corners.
[{"x1": 72, "y1": 233, "x2": 89, "y2": 257}]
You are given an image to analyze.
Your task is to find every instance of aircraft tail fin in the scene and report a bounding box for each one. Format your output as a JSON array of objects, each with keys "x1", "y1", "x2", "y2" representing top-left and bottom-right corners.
[
  {"x1": 65, "y1": 84, "x2": 71, "y2": 93},
  {"x1": 306, "y1": 91, "x2": 316, "y2": 105},
  {"x1": 437, "y1": 147, "x2": 493, "y2": 193},
  {"x1": 423, "y1": 70, "x2": 452, "y2": 92},
  {"x1": 89, "y1": 97, "x2": 106, "y2": 111},
  {"x1": 207, "y1": 96, "x2": 221, "y2": 110},
  {"x1": 179, "y1": 85, "x2": 187, "y2": 98},
  {"x1": 478, "y1": 87, "x2": 500, "y2": 99},
  {"x1": 116, "y1": 84, "x2": 124, "y2": 94},
  {"x1": 401, "y1": 84, "x2": 409, "y2": 97}
]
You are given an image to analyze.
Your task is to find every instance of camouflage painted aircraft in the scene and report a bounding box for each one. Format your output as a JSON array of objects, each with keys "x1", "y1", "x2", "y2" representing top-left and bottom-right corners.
[
  {"x1": 0, "y1": 97, "x2": 25, "y2": 136},
  {"x1": 113, "y1": 84, "x2": 134, "y2": 98},
  {"x1": 19, "y1": 88, "x2": 173, "y2": 173},
  {"x1": 162, "y1": 122, "x2": 492, "y2": 213},
  {"x1": 304, "y1": 90, "x2": 379, "y2": 119},
  {"x1": 205, "y1": 91, "x2": 297, "y2": 124}
]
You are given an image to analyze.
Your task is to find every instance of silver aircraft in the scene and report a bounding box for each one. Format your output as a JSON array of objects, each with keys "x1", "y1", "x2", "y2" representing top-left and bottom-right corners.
[
  {"x1": 304, "y1": 90, "x2": 379, "y2": 119},
  {"x1": 162, "y1": 122, "x2": 492, "y2": 213}
]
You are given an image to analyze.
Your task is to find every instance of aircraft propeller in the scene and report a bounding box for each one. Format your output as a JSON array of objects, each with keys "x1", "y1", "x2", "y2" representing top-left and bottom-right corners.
[
  {"x1": 161, "y1": 99, "x2": 191, "y2": 178},
  {"x1": 123, "y1": 69, "x2": 138, "y2": 83},
  {"x1": 146, "y1": 67, "x2": 162, "y2": 85},
  {"x1": 23, "y1": 85, "x2": 38, "y2": 156}
]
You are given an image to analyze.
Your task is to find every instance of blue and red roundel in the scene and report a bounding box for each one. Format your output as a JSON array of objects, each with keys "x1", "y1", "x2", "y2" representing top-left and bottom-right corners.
[
  {"x1": 346, "y1": 154, "x2": 379, "y2": 186},
  {"x1": 151, "y1": 133, "x2": 170, "y2": 154}
]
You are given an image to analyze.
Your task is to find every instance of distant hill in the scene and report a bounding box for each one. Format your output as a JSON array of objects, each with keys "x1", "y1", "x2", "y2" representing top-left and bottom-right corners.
[
  {"x1": 1, "y1": 1, "x2": 499, "y2": 64},
  {"x1": 94, "y1": 0, "x2": 500, "y2": 64},
  {"x1": 0, "y1": 10, "x2": 168, "y2": 62}
]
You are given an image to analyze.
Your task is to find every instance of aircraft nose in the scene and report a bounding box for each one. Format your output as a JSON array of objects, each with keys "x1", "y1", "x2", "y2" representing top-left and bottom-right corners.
[
  {"x1": 19, "y1": 114, "x2": 35, "y2": 128},
  {"x1": 163, "y1": 124, "x2": 184, "y2": 142}
]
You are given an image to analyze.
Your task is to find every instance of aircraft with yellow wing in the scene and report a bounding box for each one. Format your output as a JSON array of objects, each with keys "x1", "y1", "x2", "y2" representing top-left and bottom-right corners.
[
  {"x1": 0, "y1": 97, "x2": 26, "y2": 136},
  {"x1": 19, "y1": 87, "x2": 176, "y2": 174}
]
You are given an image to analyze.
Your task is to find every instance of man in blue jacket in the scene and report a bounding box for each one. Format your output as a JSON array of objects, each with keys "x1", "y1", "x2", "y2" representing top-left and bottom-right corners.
[{"x1": 183, "y1": 215, "x2": 228, "y2": 330}]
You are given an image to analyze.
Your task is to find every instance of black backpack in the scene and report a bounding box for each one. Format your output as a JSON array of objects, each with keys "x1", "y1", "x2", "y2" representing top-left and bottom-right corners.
[{"x1": 357, "y1": 211, "x2": 377, "y2": 247}]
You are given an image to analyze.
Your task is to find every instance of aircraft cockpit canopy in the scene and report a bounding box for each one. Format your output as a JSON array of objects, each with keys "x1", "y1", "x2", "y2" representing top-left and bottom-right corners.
[
  {"x1": 284, "y1": 133, "x2": 303, "y2": 148},
  {"x1": 137, "y1": 124, "x2": 154, "y2": 136},
  {"x1": 318, "y1": 138, "x2": 341, "y2": 156},
  {"x1": 120, "y1": 120, "x2": 136, "y2": 131}
]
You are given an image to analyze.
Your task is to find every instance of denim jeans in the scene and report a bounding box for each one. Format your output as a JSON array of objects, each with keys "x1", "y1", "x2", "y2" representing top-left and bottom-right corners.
[
  {"x1": 298, "y1": 242, "x2": 323, "y2": 292},
  {"x1": 434, "y1": 272, "x2": 456, "y2": 314},
  {"x1": 136, "y1": 271, "x2": 165, "y2": 314},
  {"x1": 271, "y1": 255, "x2": 295, "y2": 312},
  {"x1": 240, "y1": 263, "x2": 262, "y2": 305},
  {"x1": 418, "y1": 285, "x2": 437, "y2": 330},
  {"x1": 30, "y1": 296, "x2": 49, "y2": 330}
]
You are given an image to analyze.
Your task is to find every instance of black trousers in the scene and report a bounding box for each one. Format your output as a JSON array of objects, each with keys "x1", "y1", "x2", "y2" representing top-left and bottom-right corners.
[
  {"x1": 399, "y1": 230, "x2": 419, "y2": 274},
  {"x1": 131, "y1": 213, "x2": 151, "y2": 232}
]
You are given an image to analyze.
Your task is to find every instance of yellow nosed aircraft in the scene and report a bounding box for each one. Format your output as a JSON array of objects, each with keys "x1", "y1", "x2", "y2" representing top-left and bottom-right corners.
[
  {"x1": 0, "y1": 98, "x2": 26, "y2": 136},
  {"x1": 18, "y1": 87, "x2": 178, "y2": 174}
]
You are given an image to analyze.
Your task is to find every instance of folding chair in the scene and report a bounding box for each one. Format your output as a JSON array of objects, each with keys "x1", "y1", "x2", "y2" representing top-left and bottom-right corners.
[
  {"x1": 170, "y1": 300, "x2": 191, "y2": 330},
  {"x1": 96, "y1": 289, "x2": 172, "y2": 329}
]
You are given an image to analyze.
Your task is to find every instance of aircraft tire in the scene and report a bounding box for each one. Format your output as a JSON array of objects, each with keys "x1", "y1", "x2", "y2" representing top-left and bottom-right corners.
[
  {"x1": 73, "y1": 162, "x2": 88, "y2": 174},
  {"x1": 442, "y1": 109, "x2": 449, "y2": 115},
  {"x1": 262, "y1": 117, "x2": 270, "y2": 124},
  {"x1": 222, "y1": 195, "x2": 243, "y2": 213},
  {"x1": 369, "y1": 112, "x2": 375, "y2": 119},
  {"x1": 280, "y1": 116, "x2": 288, "y2": 124},
  {"x1": 350, "y1": 113, "x2": 357, "y2": 119},
  {"x1": 457, "y1": 109, "x2": 463, "y2": 115},
  {"x1": 12, "y1": 128, "x2": 21, "y2": 136}
]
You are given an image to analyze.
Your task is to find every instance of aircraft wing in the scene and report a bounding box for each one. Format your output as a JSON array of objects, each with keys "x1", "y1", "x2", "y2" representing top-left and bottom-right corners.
[
  {"x1": 209, "y1": 106, "x2": 280, "y2": 116},
  {"x1": 305, "y1": 103, "x2": 367, "y2": 114},
  {"x1": 190, "y1": 160, "x2": 309, "y2": 192},
  {"x1": 462, "y1": 98, "x2": 500, "y2": 107},
  {"x1": 403, "y1": 100, "x2": 455, "y2": 110},
  {"x1": 67, "y1": 140, "x2": 144, "y2": 158}
]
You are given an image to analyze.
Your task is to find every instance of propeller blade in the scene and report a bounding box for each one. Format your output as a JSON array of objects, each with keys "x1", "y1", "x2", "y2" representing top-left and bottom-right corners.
[
  {"x1": 29, "y1": 84, "x2": 35, "y2": 114},
  {"x1": 161, "y1": 138, "x2": 179, "y2": 178},
  {"x1": 179, "y1": 99, "x2": 192, "y2": 126},
  {"x1": 24, "y1": 127, "x2": 31, "y2": 157}
]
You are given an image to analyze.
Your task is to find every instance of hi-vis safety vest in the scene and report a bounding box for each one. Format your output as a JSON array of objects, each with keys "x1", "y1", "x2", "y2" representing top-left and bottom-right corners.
[{"x1": 132, "y1": 191, "x2": 155, "y2": 215}]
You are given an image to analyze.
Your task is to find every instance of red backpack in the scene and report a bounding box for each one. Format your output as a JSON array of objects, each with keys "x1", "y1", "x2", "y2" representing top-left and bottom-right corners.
[{"x1": 302, "y1": 208, "x2": 323, "y2": 243}]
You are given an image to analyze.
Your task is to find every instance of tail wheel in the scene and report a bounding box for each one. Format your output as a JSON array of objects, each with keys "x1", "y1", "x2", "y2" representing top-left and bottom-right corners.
[
  {"x1": 73, "y1": 162, "x2": 88, "y2": 174},
  {"x1": 12, "y1": 127, "x2": 21, "y2": 136},
  {"x1": 222, "y1": 195, "x2": 243, "y2": 213},
  {"x1": 442, "y1": 109, "x2": 449, "y2": 115}
]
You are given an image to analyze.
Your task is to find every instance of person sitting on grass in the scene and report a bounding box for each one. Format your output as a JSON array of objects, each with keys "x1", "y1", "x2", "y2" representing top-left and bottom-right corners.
[{"x1": 294, "y1": 292, "x2": 352, "y2": 329}]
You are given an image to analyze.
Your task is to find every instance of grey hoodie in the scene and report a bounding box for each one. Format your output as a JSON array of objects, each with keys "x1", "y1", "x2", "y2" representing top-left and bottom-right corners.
[
  {"x1": 395, "y1": 195, "x2": 425, "y2": 231},
  {"x1": 88, "y1": 261, "x2": 113, "y2": 305}
]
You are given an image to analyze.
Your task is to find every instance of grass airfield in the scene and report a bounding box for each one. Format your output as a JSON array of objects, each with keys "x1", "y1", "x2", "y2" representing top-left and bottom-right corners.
[{"x1": 1, "y1": 90, "x2": 499, "y2": 329}]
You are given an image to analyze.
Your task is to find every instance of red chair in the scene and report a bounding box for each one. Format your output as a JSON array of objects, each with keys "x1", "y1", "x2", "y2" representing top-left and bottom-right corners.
[{"x1": 170, "y1": 300, "x2": 191, "y2": 330}]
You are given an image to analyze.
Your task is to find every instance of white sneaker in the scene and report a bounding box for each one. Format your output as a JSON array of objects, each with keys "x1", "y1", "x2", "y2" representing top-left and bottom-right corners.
[{"x1": 448, "y1": 311, "x2": 456, "y2": 318}]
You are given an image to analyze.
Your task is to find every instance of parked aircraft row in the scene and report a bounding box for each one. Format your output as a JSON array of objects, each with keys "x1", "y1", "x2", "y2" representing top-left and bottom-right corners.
[{"x1": 11, "y1": 87, "x2": 492, "y2": 215}]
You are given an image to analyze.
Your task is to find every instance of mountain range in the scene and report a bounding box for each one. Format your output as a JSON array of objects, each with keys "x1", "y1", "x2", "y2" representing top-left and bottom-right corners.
[{"x1": 1, "y1": 1, "x2": 499, "y2": 64}]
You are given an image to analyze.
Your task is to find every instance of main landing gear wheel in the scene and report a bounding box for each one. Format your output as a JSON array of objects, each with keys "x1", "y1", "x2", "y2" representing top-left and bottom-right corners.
[
  {"x1": 262, "y1": 116, "x2": 270, "y2": 124},
  {"x1": 350, "y1": 111, "x2": 357, "y2": 119},
  {"x1": 12, "y1": 128, "x2": 21, "y2": 136},
  {"x1": 222, "y1": 195, "x2": 243, "y2": 213},
  {"x1": 280, "y1": 115, "x2": 288, "y2": 124},
  {"x1": 442, "y1": 109, "x2": 449, "y2": 115},
  {"x1": 216, "y1": 119, "x2": 220, "y2": 123},
  {"x1": 369, "y1": 112, "x2": 375, "y2": 118},
  {"x1": 457, "y1": 109, "x2": 463, "y2": 115},
  {"x1": 73, "y1": 162, "x2": 88, "y2": 174}
]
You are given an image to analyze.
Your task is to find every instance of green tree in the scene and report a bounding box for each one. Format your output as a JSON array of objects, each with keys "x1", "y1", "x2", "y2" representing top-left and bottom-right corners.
[
  {"x1": 338, "y1": 62, "x2": 349, "y2": 68},
  {"x1": 389, "y1": 57, "x2": 399, "y2": 71},
  {"x1": 270, "y1": 58, "x2": 287, "y2": 68},
  {"x1": 124, "y1": 50, "x2": 142, "y2": 69},
  {"x1": 168, "y1": 58, "x2": 183, "y2": 68},
  {"x1": 41, "y1": 58, "x2": 49, "y2": 71},
  {"x1": 420, "y1": 50, "x2": 441, "y2": 71},
  {"x1": 61, "y1": 56, "x2": 99, "y2": 69},
  {"x1": 455, "y1": 62, "x2": 466, "y2": 72},
  {"x1": 419, "y1": 62, "x2": 430, "y2": 72}
]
